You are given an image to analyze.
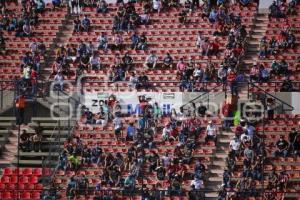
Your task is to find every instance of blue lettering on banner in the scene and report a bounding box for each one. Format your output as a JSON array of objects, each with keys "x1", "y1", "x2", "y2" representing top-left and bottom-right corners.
[{"x1": 127, "y1": 104, "x2": 141, "y2": 115}]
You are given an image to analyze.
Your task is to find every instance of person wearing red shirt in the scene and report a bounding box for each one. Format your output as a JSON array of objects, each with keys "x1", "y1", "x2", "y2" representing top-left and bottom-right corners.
[
  {"x1": 208, "y1": 40, "x2": 219, "y2": 56},
  {"x1": 222, "y1": 100, "x2": 232, "y2": 131},
  {"x1": 227, "y1": 70, "x2": 237, "y2": 96}
]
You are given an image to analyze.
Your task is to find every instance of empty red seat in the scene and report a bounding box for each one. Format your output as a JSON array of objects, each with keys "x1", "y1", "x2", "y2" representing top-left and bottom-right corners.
[{"x1": 20, "y1": 191, "x2": 31, "y2": 199}]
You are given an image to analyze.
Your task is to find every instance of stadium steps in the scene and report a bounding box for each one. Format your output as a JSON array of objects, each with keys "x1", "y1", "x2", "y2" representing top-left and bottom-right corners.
[{"x1": 244, "y1": 12, "x2": 269, "y2": 65}]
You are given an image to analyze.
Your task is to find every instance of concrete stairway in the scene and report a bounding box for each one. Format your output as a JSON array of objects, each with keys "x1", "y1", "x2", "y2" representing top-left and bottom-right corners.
[
  {"x1": 244, "y1": 11, "x2": 269, "y2": 67},
  {"x1": 0, "y1": 117, "x2": 16, "y2": 167},
  {"x1": 205, "y1": 129, "x2": 234, "y2": 199}
]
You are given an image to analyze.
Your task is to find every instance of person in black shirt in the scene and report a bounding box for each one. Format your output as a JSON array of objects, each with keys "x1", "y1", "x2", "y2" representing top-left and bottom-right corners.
[
  {"x1": 138, "y1": 34, "x2": 147, "y2": 50},
  {"x1": 74, "y1": 16, "x2": 82, "y2": 32},
  {"x1": 274, "y1": 135, "x2": 289, "y2": 157},
  {"x1": 138, "y1": 72, "x2": 149, "y2": 89},
  {"x1": 122, "y1": 53, "x2": 133, "y2": 71},
  {"x1": 280, "y1": 77, "x2": 293, "y2": 92},
  {"x1": 289, "y1": 128, "x2": 298, "y2": 152},
  {"x1": 163, "y1": 52, "x2": 173, "y2": 68},
  {"x1": 0, "y1": 32, "x2": 5, "y2": 53},
  {"x1": 155, "y1": 164, "x2": 166, "y2": 181},
  {"x1": 85, "y1": 108, "x2": 94, "y2": 124}
]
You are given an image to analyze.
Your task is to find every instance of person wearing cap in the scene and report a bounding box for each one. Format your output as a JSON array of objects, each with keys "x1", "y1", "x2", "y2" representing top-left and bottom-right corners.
[{"x1": 205, "y1": 120, "x2": 218, "y2": 144}]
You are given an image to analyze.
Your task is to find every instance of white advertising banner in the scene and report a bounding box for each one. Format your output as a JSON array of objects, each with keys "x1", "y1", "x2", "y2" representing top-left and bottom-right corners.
[{"x1": 83, "y1": 92, "x2": 183, "y2": 114}]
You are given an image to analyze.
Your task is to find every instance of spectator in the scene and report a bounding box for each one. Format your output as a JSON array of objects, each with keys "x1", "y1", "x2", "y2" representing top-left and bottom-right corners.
[
  {"x1": 190, "y1": 176, "x2": 204, "y2": 190},
  {"x1": 140, "y1": 12, "x2": 150, "y2": 24},
  {"x1": 74, "y1": 16, "x2": 82, "y2": 32},
  {"x1": 250, "y1": 63, "x2": 259, "y2": 82},
  {"x1": 229, "y1": 136, "x2": 240, "y2": 157},
  {"x1": 66, "y1": 176, "x2": 77, "y2": 199},
  {"x1": 163, "y1": 52, "x2": 173, "y2": 68},
  {"x1": 274, "y1": 135, "x2": 289, "y2": 157},
  {"x1": 68, "y1": 154, "x2": 80, "y2": 171},
  {"x1": 122, "y1": 53, "x2": 133, "y2": 71},
  {"x1": 81, "y1": 15, "x2": 90, "y2": 32},
  {"x1": 209, "y1": 8, "x2": 218, "y2": 23},
  {"x1": 129, "y1": 71, "x2": 139, "y2": 90},
  {"x1": 176, "y1": 58, "x2": 186, "y2": 73},
  {"x1": 222, "y1": 99, "x2": 232, "y2": 131},
  {"x1": 126, "y1": 122, "x2": 136, "y2": 141},
  {"x1": 54, "y1": 71, "x2": 64, "y2": 91},
  {"x1": 97, "y1": 32, "x2": 108, "y2": 51},
  {"x1": 293, "y1": 134, "x2": 300, "y2": 156},
  {"x1": 196, "y1": 32, "x2": 204, "y2": 48},
  {"x1": 15, "y1": 94, "x2": 26, "y2": 125},
  {"x1": 32, "y1": 131, "x2": 42, "y2": 152},
  {"x1": 20, "y1": 130, "x2": 31, "y2": 151},
  {"x1": 153, "y1": 0, "x2": 162, "y2": 13},
  {"x1": 217, "y1": 64, "x2": 227, "y2": 83},
  {"x1": 178, "y1": 10, "x2": 188, "y2": 24},
  {"x1": 22, "y1": 23, "x2": 32, "y2": 37},
  {"x1": 97, "y1": 0, "x2": 108, "y2": 13},
  {"x1": 130, "y1": 32, "x2": 139, "y2": 50},
  {"x1": 259, "y1": 66, "x2": 270, "y2": 82},
  {"x1": 266, "y1": 98, "x2": 275, "y2": 119},
  {"x1": 113, "y1": 114, "x2": 123, "y2": 140},
  {"x1": 280, "y1": 76, "x2": 293, "y2": 92},
  {"x1": 289, "y1": 127, "x2": 298, "y2": 149},
  {"x1": 52, "y1": 0, "x2": 61, "y2": 9},
  {"x1": 144, "y1": 51, "x2": 158, "y2": 69},
  {"x1": 0, "y1": 32, "x2": 5, "y2": 53},
  {"x1": 89, "y1": 52, "x2": 101, "y2": 70},
  {"x1": 138, "y1": 33, "x2": 147, "y2": 50},
  {"x1": 113, "y1": 33, "x2": 123, "y2": 50},
  {"x1": 205, "y1": 120, "x2": 218, "y2": 144},
  {"x1": 124, "y1": 173, "x2": 136, "y2": 192}
]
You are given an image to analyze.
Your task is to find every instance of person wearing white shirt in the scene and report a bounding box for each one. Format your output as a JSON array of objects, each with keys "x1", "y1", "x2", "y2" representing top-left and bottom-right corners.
[
  {"x1": 113, "y1": 115, "x2": 122, "y2": 140},
  {"x1": 152, "y1": 0, "x2": 161, "y2": 13},
  {"x1": 229, "y1": 136, "x2": 240, "y2": 157},
  {"x1": 128, "y1": 72, "x2": 139, "y2": 90},
  {"x1": 54, "y1": 72, "x2": 64, "y2": 91},
  {"x1": 205, "y1": 121, "x2": 218, "y2": 144},
  {"x1": 162, "y1": 124, "x2": 172, "y2": 141},
  {"x1": 144, "y1": 52, "x2": 158, "y2": 69},
  {"x1": 196, "y1": 32, "x2": 204, "y2": 48},
  {"x1": 190, "y1": 177, "x2": 204, "y2": 190}
]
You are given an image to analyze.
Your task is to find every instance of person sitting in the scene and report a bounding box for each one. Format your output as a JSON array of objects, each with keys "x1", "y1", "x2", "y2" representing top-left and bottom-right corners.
[
  {"x1": 269, "y1": 1, "x2": 280, "y2": 18},
  {"x1": 138, "y1": 72, "x2": 150, "y2": 90},
  {"x1": 163, "y1": 53, "x2": 173, "y2": 68},
  {"x1": 239, "y1": 0, "x2": 250, "y2": 6},
  {"x1": 293, "y1": 134, "x2": 300, "y2": 156},
  {"x1": 22, "y1": 23, "x2": 32, "y2": 37},
  {"x1": 97, "y1": 32, "x2": 108, "y2": 51},
  {"x1": 208, "y1": 8, "x2": 218, "y2": 23},
  {"x1": 113, "y1": 33, "x2": 123, "y2": 50},
  {"x1": 140, "y1": 12, "x2": 150, "y2": 24},
  {"x1": 0, "y1": 32, "x2": 5, "y2": 53},
  {"x1": 287, "y1": 31, "x2": 296, "y2": 48},
  {"x1": 144, "y1": 51, "x2": 157, "y2": 69},
  {"x1": 178, "y1": 10, "x2": 188, "y2": 24},
  {"x1": 130, "y1": 32, "x2": 139, "y2": 50},
  {"x1": 122, "y1": 53, "x2": 133, "y2": 71},
  {"x1": 129, "y1": 71, "x2": 139, "y2": 90},
  {"x1": 74, "y1": 16, "x2": 82, "y2": 32},
  {"x1": 274, "y1": 135, "x2": 289, "y2": 157},
  {"x1": 152, "y1": 0, "x2": 162, "y2": 13},
  {"x1": 138, "y1": 33, "x2": 147, "y2": 50},
  {"x1": 97, "y1": 0, "x2": 108, "y2": 13},
  {"x1": 280, "y1": 76, "x2": 293, "y2": 92},
  {"x1": 81, "y1": 15, "x2": 90, "y2": 32},
  {"x1": 259, "y1": 66, "x2": 270, "y2": 82},
  {"x1": 20, "y1": 130, "x2": 31, "y2": 151},
  {"x1": 52, "y1": 0, "x2": 61, "y2": 9},
  {"x1": 89, "y1": 52, "x2": 101, "y2": 70}
]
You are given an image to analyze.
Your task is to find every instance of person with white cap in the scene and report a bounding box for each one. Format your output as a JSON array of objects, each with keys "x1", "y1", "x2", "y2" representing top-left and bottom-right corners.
[{"x1": 205, "y1": 120, "x2": 218, "y2": 144}]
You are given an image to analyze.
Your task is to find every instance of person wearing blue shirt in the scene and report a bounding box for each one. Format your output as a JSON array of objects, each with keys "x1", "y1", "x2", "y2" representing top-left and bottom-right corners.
[
  {"x1": 126, "y1": 122, "x2": 136, "y2": 141},
  {"x1": 209, "y1": 9, "x2": 218, "y2": 23},
  {"x1": 131, "y1": 33, "x2": 139, "y2": 50},
  {"x1": 81, "y1": 15, "x2": 90, "y2": 32},
  {"x1": 138, "y1": 117, "x2": 146, "y2": 131}
]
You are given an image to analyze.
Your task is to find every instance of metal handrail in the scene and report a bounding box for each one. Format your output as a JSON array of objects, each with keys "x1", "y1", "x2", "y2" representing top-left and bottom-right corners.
[{"x1": 248, "y1": 82, "x2": 294, "y2": 112}]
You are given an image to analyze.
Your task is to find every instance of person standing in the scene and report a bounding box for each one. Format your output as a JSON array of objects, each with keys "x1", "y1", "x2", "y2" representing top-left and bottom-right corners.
[{"x1": 15, "y1": 94, "x2": 26, "y2": 125}]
